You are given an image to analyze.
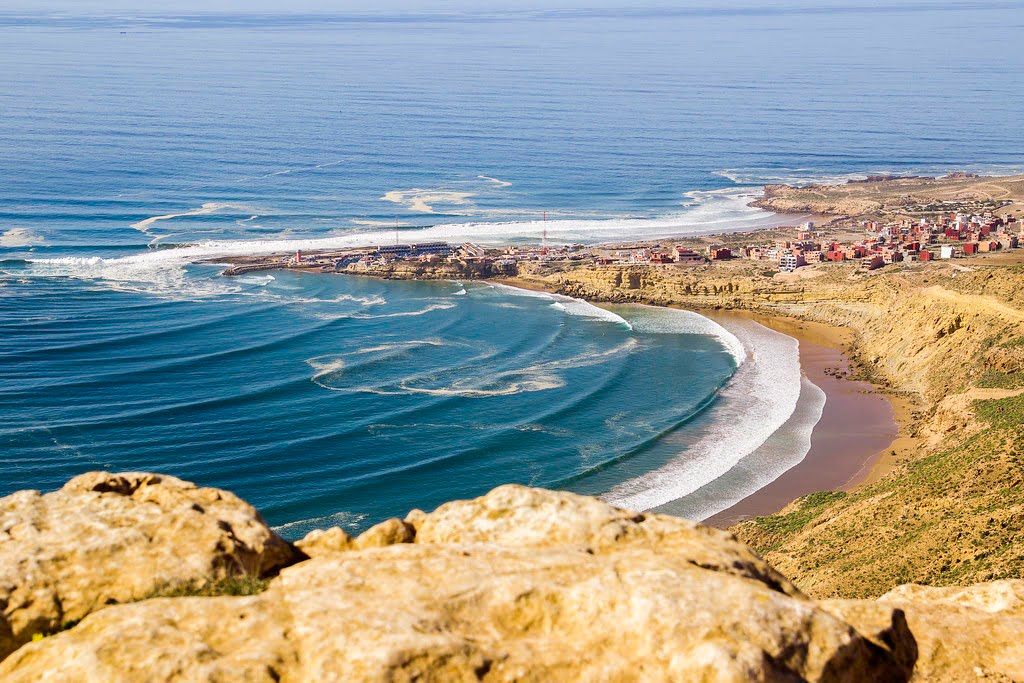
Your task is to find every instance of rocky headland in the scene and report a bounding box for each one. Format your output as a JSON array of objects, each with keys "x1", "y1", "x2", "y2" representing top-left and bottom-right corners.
[{"x1": 2, "y1": 472, "x2": 1023, "y2": 681}]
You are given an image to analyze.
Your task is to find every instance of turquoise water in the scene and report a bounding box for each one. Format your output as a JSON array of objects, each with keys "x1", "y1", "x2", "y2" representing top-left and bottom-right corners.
[{"x1": 2, "y1": 3, "x2": 1023, "y2": 535}]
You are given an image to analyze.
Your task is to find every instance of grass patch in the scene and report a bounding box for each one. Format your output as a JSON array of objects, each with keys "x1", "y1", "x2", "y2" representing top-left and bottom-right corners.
[
  {"x1": 975, "y1": 394, "x2": 1024, "y2": 429},
  {"x1": 751, "y1": 490, "x2": 848, "y2": 535},
  {"x1": 146, "y1": 573, "x2": 269, "y2": 599},
  {"x1": 977, "y1": 370, "x2": 1024, "y2": 390}
]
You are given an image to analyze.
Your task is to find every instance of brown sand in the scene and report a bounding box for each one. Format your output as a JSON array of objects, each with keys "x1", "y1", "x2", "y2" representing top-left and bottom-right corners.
[{"x1": 705, "y1": 312, "x2": 902, "y2": 527}]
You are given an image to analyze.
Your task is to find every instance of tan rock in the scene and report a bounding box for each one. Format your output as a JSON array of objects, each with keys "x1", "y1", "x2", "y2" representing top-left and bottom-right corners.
[
  {"x1": 0, "y1": 471, "x2": 296, "y2": 660},
  {"x1": 293, "y1": 526, "x2": 353, "y2": 557},
  {"x1": 352, "y1": 517, "x2": 415, "y2": 549},
  {"x1": 824, "y1": 580, "x2": 1024, "y2": 682},
  {"x1": 416, "y1": 484, "x2": 799, "y2": 595},
  {"x1": 295, "y1": 517, "x2": 415, "y2": 558},
  {"x1": 0, "y1": 486, "x2": 910, "y2": 682}
]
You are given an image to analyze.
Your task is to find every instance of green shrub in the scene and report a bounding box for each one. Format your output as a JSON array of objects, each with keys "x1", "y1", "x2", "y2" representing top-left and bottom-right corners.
[{"x1": 975, "y1": 394, "x2": 1024, "y2": 429}]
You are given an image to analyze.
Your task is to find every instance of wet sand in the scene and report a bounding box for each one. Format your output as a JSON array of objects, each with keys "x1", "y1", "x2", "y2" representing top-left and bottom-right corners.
[{"x1": 705, "y1": 313, "x2": 900, "y2": 527}]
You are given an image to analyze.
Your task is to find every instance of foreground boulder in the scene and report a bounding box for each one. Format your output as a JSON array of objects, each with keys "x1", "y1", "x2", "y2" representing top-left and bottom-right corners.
[
  {"x1": 0, "y1": 483, "x2": 910, "y2": 681},
  {"x1": 0, "y1": 472, "x2": 296, "y2": 660},
  {"x1": 825, "y1": 580, "x2": 1024, "y2": 682}
]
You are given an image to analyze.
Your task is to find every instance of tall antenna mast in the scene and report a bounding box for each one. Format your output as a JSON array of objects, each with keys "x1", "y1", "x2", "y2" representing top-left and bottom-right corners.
[{"x1": 542, "y1": 211, "x2": 547, "y2": 248}]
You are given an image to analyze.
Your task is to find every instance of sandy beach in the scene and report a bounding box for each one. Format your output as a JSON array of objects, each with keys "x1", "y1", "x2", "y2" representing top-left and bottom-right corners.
[{"x1": 705, "y1": 313, "x2": 903, "y2": 527}]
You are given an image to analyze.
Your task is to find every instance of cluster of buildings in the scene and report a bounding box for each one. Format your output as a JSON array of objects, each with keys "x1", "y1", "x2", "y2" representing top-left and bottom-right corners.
[
  {"x1": 289, "y1": 241, "x2": 588, "y2": 274},
  {"x1": 743, "y1": 214, "x2": 1022, "y2": 272},
  {"x1": 594, "y1": 245, "x2": 723, "y2": 266}
]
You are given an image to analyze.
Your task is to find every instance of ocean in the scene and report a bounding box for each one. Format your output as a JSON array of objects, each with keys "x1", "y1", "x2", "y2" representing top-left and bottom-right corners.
[{"x1": 2, "y1": 2, "x2": 1023, "y2": 537}]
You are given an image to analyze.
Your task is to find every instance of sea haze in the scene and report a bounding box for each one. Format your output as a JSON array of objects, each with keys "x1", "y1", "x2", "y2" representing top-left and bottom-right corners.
[{"x1": 1, "y1": 3, "x2": 1023, "y2": 534}]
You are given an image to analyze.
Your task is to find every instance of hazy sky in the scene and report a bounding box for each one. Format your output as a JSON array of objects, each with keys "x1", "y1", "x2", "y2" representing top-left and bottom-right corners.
[{"x1": 5, "y1": 0, "x2": 983, "y2": 13}]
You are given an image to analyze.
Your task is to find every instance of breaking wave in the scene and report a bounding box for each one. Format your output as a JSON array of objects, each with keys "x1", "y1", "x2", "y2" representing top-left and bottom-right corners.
[{"x1": 603, "y1": 315, "x2": 807, "y2": 512}]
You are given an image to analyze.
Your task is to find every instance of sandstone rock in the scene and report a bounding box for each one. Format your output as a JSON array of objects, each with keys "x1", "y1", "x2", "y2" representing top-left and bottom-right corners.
[
  {"x1": 0, "y1": 485, "x2": 910, "y2": 682},
  {"x1": 295, "y1": 517, "x2": 415, "y2": 558},
  {"x1": 0, "y1": 471, "x2": 296, "y2": 660},
  {"x1": 824, "y1": 580, "x2": 1024, "y2": 682},
  {"x1": 293, "y1": 526, "x2": 353, "y2": 557},
  {"x1": 351, "y1": 517, "x2": 415, "y2": 549}
]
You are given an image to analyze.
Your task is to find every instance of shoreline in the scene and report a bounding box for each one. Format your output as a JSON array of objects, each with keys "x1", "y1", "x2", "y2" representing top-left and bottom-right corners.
[
  {"x1": 702, "y1": 312, "x2": 905, "y2": 527},
  {"x1": 490, "y1": 277, "x2": 909, "y2": 525}
]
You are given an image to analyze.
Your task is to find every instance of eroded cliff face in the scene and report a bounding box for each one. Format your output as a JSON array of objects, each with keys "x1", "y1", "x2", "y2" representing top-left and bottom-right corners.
[{"x1": 1, "y1": 475, "x2": 1022, "y2": 681}]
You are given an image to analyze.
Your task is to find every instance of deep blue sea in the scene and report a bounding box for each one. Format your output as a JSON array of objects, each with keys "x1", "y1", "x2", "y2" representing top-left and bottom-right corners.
[{"x1": 2, "y1": 2, "x2": 1023, "y2": 536}]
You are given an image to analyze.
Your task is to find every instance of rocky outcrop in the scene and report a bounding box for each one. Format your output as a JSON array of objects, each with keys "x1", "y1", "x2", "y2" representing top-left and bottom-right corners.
[
  {"x1": 750, "y1": 173, "x2": 1024, "y2": 217},
  {"x1": 0, "y1": 471, "x2": 297, "y2": 660},
  {"x1": 825, "y1": 581, "x2": 1024, "y2": 682},
  {"x1": 753, "y1": 184, "x2": 882, "y2": 216},
  {"x1": 1, "y1": 481, "x2": 912, "y2": 681},
  {"x1": 3, "y1": 477, "x2": 1024, "y2": 681}
]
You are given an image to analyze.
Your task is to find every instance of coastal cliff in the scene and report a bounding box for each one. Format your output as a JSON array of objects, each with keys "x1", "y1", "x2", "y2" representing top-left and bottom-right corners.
[{"x1": 3, "y1": 472, "x2": 1023, "y2": 681}]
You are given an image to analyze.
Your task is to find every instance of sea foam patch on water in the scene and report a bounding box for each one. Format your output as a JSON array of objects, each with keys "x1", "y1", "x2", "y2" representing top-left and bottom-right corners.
[
  {"x1": 271, "y1": 509, "x2": 369, "y2": 536},
  {"x1": 602, "y1": 313, "x2": 806, "y2": 512}
]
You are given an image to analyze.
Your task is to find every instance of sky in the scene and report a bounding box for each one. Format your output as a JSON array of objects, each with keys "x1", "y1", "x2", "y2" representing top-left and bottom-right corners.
[{"x1": 6, "y1": 0, "x2": 1002, "y2": 13}]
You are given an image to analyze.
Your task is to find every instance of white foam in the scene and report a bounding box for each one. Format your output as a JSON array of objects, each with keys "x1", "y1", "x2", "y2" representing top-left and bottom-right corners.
[
  {"x1": 308, "y1": 337, "x2": 637, "y2": 399},
  {"x1": 713, "y1": 164, "x2": 1024, "y2": 188},
  {"x1": 478, "y1": 175, "x2": 513, "y2": 187},
  {"x1": 237, "y1": 274, "x2": 275, "y2": 286},
  {"x1": 0, "y1": 227, "x2": 45, "y2": 248},
  {"x1": 352, "y1": 302, "x2": 457, "y2": 318},
  {"x1": 381, "y1": 188, "x2": 476, "y2": 214},
  {"x1": 130, "y1": 202, "x2": 248, "y2": 234},
  {"x1": 550, "y1": 295, "x2": 633, "y2": 329},
  {"x1": 272, "y1": 509, "x2": 368, "y2": 536},
  {"x1": 626, "y1": 306, "x2": 745, "y2": 365},
  {"x1": 488, "y1": 282, "x2": 632, "y2": 329},
  {"x1": 602, "y1": 316, "x2": 802, "y2": 511},
  {"x1": 712, "y1": 168, "x2": 879, "y2": 187},
  {"x1": 678, "y1": 375, "x2": 826, "y2": 521}
]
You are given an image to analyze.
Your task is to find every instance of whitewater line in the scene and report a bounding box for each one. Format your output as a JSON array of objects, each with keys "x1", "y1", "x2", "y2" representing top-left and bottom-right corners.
[{"x1": 602, "y1": 314, "x2": 806, "y2": 512}]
